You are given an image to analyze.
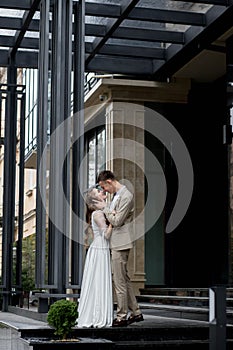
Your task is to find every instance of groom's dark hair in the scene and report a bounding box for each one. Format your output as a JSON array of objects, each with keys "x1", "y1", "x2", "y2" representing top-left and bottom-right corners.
[{"x1": 97, "y1": 170, "x2": 116, "y2": 182}]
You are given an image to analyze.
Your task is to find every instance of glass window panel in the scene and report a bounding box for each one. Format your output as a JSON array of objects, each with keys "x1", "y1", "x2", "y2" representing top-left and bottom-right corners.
[
  {"x1": 25, "y1": 115, "x2": 29, "y2": 153},
  {"x1": 88, "y1": 136, "x2": 96, "y2": 187},
  {"x1": 28, "y1": 113, "x2": 32, "y2": 147},
  {"x1": 25, "y1": 70, "x2": 30, "y2": 120},
  {"x1": 97, "y1": 128, "x2": 106, "y2": 174},
  {"x1": 29, "y1": 70, "x2": 34, "y2": 113},
  {"x1": 33, "y1": 69, "x2": 38, "y2": 106},
  {"x1": 33, "y1": 104, "x2": 37, "y2": 146}
]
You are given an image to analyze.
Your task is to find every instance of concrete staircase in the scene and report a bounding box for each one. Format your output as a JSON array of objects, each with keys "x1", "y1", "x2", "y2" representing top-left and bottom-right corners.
[
  {"x1": 19, "y1": 319, "x2": 233, "y2": 349},
  {"x1": 5, "y1": 287, "x2": 233, "y2": 349}
]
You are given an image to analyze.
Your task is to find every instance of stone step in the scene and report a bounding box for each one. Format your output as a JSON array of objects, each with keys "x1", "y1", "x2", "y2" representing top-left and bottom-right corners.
[
  {"x1": 68, "y1": 324, "x2": 210, "y2": 343},
  {"x1": 139, "y1": 287, "x2": 209, "y2": 297},
  {"x1": 137, "y1": 294, "x2": 209, "y2": 307},
  {"x1": 140, "y1": 287, "x2": 233, "y2": 297},
  {"x1": 139, "y1": 302, "x2": 209, "y2": 322},
  {"x1": 138, "y1": 288, "x2": 233, "y2": 308},
  {"x1": 140, "y1": 301, "x2": 233, "y2": 324},
  {"x1": 23, "y1": 337, "x2": 113, "y2": 349},
  {"x1": 22, "y1": 338, "x2": 233, "y2": 350},
  {"x1": 20, "y1": 327, "x2": 213, "y2": 349},
  {"x1": 115, "y1": 339, "x2": 210, "y2": 349},
  {"x1": 137, "y1": 287, "x2": 233, "y2": 324},
  {"x1": 115, "y1": 339, "x2": 233, "y2": 349}
]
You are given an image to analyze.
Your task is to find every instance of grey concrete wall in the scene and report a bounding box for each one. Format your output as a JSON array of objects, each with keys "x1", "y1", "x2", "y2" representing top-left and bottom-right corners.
[{"x1": 0, "y1": 326, "x2": 31, "y2": 350}]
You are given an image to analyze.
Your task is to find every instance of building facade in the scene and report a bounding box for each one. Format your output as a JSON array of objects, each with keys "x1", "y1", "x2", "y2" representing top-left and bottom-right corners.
[{"x1": 0, "y1": 0, "x2": 232, "y2": 311}]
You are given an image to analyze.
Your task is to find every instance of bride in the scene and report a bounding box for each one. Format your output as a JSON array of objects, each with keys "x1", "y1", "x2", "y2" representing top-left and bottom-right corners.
[{"x1": 77, "y1": 186, "x2": 113, "y2": 328}]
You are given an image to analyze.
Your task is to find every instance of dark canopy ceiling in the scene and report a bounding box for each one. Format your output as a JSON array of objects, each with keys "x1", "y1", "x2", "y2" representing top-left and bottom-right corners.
[{"x1": 0, "y1": 0, "x2": 233, "y2": 81}]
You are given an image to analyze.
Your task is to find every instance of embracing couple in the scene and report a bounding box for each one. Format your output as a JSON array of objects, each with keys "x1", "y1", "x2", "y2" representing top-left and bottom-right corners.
[{"x1": 77, "y1": 170, "x2": 144, "y2": 328}]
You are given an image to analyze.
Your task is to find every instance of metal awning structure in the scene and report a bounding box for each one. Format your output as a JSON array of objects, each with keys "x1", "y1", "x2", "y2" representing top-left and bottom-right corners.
[
  {"x1": 1, "y1": 0, "x2": 233, "y2": 315},
  {"x1": 0, "y1": 0, "x2": 232, "y2": 80}
]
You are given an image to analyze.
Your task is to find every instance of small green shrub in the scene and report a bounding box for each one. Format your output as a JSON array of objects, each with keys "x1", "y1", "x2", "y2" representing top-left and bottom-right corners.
[{"x1": 47, "y1": 299, "x2": 78, "y2": 340}]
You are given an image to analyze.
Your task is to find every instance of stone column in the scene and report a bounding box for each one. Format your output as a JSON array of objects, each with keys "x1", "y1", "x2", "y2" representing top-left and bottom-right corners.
[{"x1": 105, "y1": 101, "x2": 145, "y2": 294}]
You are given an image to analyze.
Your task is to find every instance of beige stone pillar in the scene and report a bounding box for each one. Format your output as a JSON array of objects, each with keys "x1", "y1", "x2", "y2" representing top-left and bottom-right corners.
[{"x1": 105, "y1": 101, "x2": 145, "y2": 295}]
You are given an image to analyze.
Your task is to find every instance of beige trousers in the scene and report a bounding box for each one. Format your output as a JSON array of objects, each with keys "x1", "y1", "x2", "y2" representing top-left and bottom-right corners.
[{"x1": 111, "y1": 249, "x2": 141, "y2": 321}]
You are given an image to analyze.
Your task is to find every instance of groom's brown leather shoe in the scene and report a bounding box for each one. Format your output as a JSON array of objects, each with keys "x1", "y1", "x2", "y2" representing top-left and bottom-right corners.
[
  {"x1": 112, "y1": 318, "x2": 128, "y2": 327},
  {"x1": 127, "y1": 313, "x2": 144, "y2": 325}
]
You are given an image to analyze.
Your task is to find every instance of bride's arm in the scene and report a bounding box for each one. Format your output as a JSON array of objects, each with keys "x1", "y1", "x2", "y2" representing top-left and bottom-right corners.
[{"x1": 93, "y1": 211, "x2": 112, "y2": 240}]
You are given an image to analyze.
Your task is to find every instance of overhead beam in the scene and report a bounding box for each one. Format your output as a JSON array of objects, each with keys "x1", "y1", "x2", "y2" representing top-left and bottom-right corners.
[
  {"x1": 112, "y1": 26, "x2": 184, "y2": 44},
  {"x1": 0, "y1": 0, "x2": 32, "y2": 10},
  {"x1": 153, "y1": 4, "x2": 231, "y2": 80},
  {"x1": 0, "y1": 23, "x2": 185, "y2": 52},
  {"x1": 0, "y1": 35, "x2": 39, "y2": 50},
  {"x1": 0, "y1": 6, "x2": 206, "y2": 34},
  {"x1": 91, "y1": 43, "x2": 165, "y2": 59},
  {"x1": 85, "y1": 23, "x2": 106, "y2": 36},
  {"x1": 0, "y1": 16, "x2": 40, "y2": 31},
  {"x1": 0, "y1": 16, "x2": 106, "y2": 36},
  {"x1": 85, "y1": 0, "x2": 141, "y2": 65},
  {"x1": 0, "y1": 17, "x2": 28, "y2": 31},
  {"x1": 0, "y1": 49, "x2": 161, "y2": 75},
  {"x1": 128, "y1": 7, "x2": 206, "y2": 26},
  {"x1": 0, "y1": 16, "x2": 107, "y2": 35},
  {"x1": 86, "y1": 54, "x2": 158, "y2": 75},
  {"x1": 0, "y1": 50, "x2": 39, "y2": 68},
  {"x1": 171, "y1": 0, "x2": 228, "y2": 4},
  {"x1": 0, "y1": 0, "x2": 121, "y2": 15},
  {"x1": 9, "y1": 0, "x2": 41, "y2": 57},
  {"x1": 0, "y1": 35, "x2": 168, "y2": 55},
  {"x1": 85, "y1": 2, "x2": 121, "y2": 17},
  {"x1": 0, "y1": 35, "x2": 164, "y2": 61},
  {"x1": 0, "y1": 50, "x2": 8, "y2": 66},
  {"x1": 0, "y1": 0, "x2": 230, "y2": 77},
  {"x1": 207, "y1": 43, "x2": 226, "y2": 53}
]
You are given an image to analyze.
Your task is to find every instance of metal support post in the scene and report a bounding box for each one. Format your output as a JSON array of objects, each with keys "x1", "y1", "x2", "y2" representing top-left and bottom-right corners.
[
  {"x1": 209, "y1": 286, "x2": 226, "y2": 350},
  {"x1": 48, "y1": 0, "x2": 72, "y2": 297},
  {"x1": 36, "y1": 0, "x2": 50, "y2": 288},
  {"x1": 2, "y1": 62, "x2": 17, "y2": 311},
  {"x1": 15, "y1": 91, "x2": 26, "y2": 302},
  {"x1": 48, "y1": 0, "x2": 65, "y2": 294},
  {"x1": 71, "y1": 0, "x2": 85, "y2": 287}
]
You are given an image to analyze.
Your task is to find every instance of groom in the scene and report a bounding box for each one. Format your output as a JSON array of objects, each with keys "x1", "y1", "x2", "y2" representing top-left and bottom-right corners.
[{"x1": 96, "y1": 170, "x2": 144, "y2": 327}]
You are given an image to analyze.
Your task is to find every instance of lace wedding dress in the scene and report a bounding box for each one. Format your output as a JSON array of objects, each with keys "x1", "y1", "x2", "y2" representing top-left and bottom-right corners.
[{"x1": 77, "y1": 210, "x2": 113, "y2": 328}]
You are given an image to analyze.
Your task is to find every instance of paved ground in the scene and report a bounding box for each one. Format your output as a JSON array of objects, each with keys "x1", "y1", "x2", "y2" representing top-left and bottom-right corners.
[
  {"x1": 0, "y1": 307, "x2": 209, "y2": 331},
  {"x1": 0, "y1": 308, "x2": 225, "y2": 350}
]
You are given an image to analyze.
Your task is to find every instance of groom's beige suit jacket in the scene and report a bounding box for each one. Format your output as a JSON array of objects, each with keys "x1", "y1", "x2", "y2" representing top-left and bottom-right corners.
[{"x1": 103, "y1": 186, "x2": 134, "y2": 251}]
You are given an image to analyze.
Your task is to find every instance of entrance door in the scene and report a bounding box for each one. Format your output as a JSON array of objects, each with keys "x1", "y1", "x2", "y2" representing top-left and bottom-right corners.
[{"x1": 144, "y1": 132, "x2": 165, "y2": 286}]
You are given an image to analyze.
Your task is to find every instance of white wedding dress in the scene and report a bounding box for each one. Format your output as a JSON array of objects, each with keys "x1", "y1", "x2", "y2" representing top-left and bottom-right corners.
[{"x1": 77, "y1": 210, "x2": 113, "y2": 328}]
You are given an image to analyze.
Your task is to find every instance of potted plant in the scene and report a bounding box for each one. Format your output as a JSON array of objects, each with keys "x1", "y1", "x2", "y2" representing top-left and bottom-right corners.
[
  {"x1": 23, "y1": 298, "x2": 112, "y2": 348},
  {"x1": 47, "y1": 299, "x2": 78, "y2": 341}
]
